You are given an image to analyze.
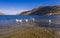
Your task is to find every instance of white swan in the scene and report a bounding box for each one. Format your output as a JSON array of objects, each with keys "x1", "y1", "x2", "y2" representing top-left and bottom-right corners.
[
  {"x1": 16, "y1": 19, "x2": 22, "y2": 23},
  {"x1": 49, "y1": 20, "x2": 51, "y2": 25},
  {"x1": 25, "y1": 19, "x2": 28, "y2": 22}
]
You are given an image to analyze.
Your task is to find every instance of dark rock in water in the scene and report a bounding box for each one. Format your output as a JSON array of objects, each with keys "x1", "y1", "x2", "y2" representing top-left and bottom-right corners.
[{"x1": 19, "y1": 6, "x2": 60, "y2": 15}]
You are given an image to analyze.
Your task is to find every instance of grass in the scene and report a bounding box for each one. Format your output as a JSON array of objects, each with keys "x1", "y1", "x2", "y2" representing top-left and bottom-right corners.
[{"x1": 0, "y1": 26, "x2": 58, "y2": 38}]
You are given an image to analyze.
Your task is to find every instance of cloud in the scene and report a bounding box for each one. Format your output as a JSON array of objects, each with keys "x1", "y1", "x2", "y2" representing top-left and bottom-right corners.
[{"x1": 0, "y1": 9, "x2": 28, "y2": 15}]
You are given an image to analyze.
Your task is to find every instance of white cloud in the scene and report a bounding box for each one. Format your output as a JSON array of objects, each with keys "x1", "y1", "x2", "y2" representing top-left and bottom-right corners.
[{"x1": 0, "y1": 9, "x2": 28, "y2": 15}]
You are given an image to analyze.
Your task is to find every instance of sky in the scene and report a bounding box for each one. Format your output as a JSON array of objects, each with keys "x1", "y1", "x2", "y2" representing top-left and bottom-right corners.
[{"x1": 0, "y1": 0, "x2": 60, "y2": 15}]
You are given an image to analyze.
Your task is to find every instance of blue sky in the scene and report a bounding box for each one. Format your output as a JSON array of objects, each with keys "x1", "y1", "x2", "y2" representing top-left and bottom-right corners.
[{"x1": 0, "y1": 0, "x2": 60, "y2": 15}]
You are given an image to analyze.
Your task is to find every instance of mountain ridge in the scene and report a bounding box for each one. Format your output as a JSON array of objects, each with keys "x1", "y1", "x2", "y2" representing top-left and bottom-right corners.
[{"x1": 19, "y1": 6, "x2": 60, "y2": 15}]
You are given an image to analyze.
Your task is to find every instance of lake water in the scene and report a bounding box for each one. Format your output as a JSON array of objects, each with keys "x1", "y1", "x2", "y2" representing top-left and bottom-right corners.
[
  {"x1": 0, "y1": 15, "x2": 60, "y2": 28},
  {"x1": 0, "y1": 15, "x2": 60, "y2": 20}
]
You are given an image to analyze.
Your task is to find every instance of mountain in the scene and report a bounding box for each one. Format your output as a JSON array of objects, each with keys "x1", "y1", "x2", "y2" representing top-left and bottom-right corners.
[
  {"x1": 19, "y1": 6, "x2": 60, "y2": 15},
  {"x1": 0, "y1": 12, "x2": 4, "y2": 15}
]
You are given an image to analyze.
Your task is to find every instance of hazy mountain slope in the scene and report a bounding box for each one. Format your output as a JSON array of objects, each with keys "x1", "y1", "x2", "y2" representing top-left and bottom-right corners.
[
  {"x1": 20, "y1": 6, "x2": 60, "y2": 15},
  {"x1": 0, "y1": 12, "x2": 4, "y2": 15}
]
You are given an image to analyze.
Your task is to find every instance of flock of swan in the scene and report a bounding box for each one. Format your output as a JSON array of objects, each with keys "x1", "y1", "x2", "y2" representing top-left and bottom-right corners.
[
  {"x1": 16, "y1": 18, "x2": 35, "y2": 23},
  {"x1": 16, "y1": 17, "x2": 52, "y2": 25}
]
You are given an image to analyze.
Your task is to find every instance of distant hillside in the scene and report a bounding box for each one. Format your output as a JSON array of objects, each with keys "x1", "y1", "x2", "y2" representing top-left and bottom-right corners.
[
  {"x1": 19, "y1": 6, "x2": 60, "y2": 15},
  {"x1": 0, "y1": 12, "x2": 4, "y2": 15}
]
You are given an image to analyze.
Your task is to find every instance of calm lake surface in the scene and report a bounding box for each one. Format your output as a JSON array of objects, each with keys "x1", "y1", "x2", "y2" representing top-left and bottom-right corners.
[
  {"x1": 0, "y1": 15, "x2": 60, "y2": 20},
  {"x1": 0, "y1": 15, "x2": 60, "y2": 27}
]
